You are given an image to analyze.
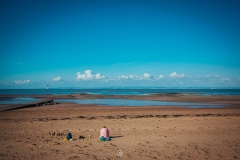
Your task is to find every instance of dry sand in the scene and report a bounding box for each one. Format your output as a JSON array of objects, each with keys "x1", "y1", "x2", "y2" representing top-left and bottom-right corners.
[{"x1": 0, "y1": 94, "x2": 240, "y2": 160}]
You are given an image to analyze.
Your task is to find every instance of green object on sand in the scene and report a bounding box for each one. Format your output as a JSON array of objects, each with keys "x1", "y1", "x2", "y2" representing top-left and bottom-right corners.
[{"x1": 100, "y1": 136, "x2": 111, "y2": 141}]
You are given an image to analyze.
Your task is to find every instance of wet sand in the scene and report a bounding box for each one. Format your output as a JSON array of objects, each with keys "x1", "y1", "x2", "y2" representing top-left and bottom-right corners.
[{"x1": 0, "y1": 94, "x2": 240, "y2": 159}]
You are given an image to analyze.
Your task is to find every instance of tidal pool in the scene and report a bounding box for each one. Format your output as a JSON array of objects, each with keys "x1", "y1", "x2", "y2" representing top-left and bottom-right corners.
[{"x1": 55, "y1": 99, "x2": 227, "y2": 108}]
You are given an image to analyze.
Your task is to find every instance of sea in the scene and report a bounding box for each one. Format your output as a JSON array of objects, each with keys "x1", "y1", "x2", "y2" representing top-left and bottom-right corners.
[
  {"x1": 0, "y1": 88, "x2": 240, "y2": 96},
  {"x1": 0, "y1": 89, "x2": 239, "y2": 107}
]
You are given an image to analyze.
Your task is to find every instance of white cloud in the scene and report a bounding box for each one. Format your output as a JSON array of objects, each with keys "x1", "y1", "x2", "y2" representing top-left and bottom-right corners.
[
  {"x1": 221, "y1": 77, "x2": 231, "y2": 82},
  {"x1": 130, "y1": 75, "x2": 140, "y2": 79},
  {"x1": 118, "y1": 75, "x2": 129, "y2": 79},
  {"x1": 53, "y1": 76, "x2": 62, "y2": 82},
  {"x1": 156, "y1": 75, "x2": 164, "y2": 79},
  {"x1": 76, "y1": 72, "x2": 87, "y2": 80},
  {"x1": 76, "y1": 70, "x2": 105, "y2": 80},
  {"x1": 117, "y1": 73, "x2": 152, "y2": 80},
  {"x1": 169, "y1": 72, "x2": 185, "y2": 78},
  {"x1": 143, "y1": 73, "x2": 151, "y2": 79},
  {"x1": 205, "y1": 74, "x2": 220, "y2": 78},
  {"x1": 117, "y1": 74, "x2": 142, "y2": 80},
  {"x1": 96, "y1": 73, "x2": 105, "y2": 80},
  {"x1": 129, "y1": 75, "x2": 135, "y2": 79},
  {"x1": 14, "y1": 79, "x2": 30, "y2": 84}
]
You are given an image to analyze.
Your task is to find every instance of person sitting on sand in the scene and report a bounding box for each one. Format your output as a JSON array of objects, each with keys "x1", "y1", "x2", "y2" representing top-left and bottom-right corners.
[{"x1": 100, "y1": 126, "x2": 111, "y2": 141}]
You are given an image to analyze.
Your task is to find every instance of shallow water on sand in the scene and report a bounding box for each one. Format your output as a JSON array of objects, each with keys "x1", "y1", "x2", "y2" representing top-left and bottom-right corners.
[
  {"x1": 55, "y1": 99, "x2": 227, "y2": 108},
  {"x1": 0, "y1": 97, "x2": 39, "y2": 104},
  {"x1": 0, "y1": 97, "x2": 228, "y2": 108}
]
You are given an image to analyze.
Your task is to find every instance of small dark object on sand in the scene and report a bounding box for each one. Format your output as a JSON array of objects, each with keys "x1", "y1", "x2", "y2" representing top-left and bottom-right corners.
[{"x1": 79, "y1": 135, "x2": 85, "y2": 139}]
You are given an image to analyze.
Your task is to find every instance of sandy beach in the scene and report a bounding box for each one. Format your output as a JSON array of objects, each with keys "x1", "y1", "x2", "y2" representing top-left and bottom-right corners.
[{"x1": 0, "y1": 94, "x2": 240, "y2": 160}]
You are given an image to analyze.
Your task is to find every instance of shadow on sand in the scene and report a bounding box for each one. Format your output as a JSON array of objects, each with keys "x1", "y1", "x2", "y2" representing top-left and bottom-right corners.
[{"x1": 110, "y1": 136, "x2": 124, "y2": 139}]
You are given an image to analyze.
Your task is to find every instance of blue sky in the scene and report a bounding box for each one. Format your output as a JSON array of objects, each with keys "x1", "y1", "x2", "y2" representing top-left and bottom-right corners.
[{"x1": 0, "y1": 0, "x2": 240, "y2": 88}]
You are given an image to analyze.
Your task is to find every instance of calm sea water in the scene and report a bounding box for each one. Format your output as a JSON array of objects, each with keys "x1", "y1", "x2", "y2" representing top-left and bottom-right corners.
[
  {"x1": 55, "y1": 99, "x2": 227, "y2": 108},
  {"x1": 0, "y1": 89, "x2": 240, "y2": 95},
  {"x1": 0, "y1": 97, "x2": 227, "y2": 108},
  {"x1": 0, "y1": 97, "x2": 40, "y2": 104}
]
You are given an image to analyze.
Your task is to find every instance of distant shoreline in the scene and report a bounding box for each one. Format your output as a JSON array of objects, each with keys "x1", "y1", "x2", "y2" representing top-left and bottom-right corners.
[{"x1": 0, "y1": 88, "x2": 240, "y2": 96}]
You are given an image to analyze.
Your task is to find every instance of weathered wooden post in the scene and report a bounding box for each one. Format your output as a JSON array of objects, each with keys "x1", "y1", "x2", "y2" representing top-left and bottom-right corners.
[{"x1": 46, "y1": 84, "x2": 49, "y2": 98}]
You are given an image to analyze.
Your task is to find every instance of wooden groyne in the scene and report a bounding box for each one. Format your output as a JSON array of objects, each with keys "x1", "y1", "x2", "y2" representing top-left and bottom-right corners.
[{"x1": 0, "y1": 100, "x2": 54, "y2": 112}]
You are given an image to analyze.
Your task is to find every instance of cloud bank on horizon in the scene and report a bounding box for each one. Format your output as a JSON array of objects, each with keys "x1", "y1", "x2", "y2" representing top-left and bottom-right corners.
[
  {"x1": 1, "y1": 70, "x2": 239, "y2": 89},
  {"x1": 76, "y1": 70, "x2": 106, "y2": 80}
]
